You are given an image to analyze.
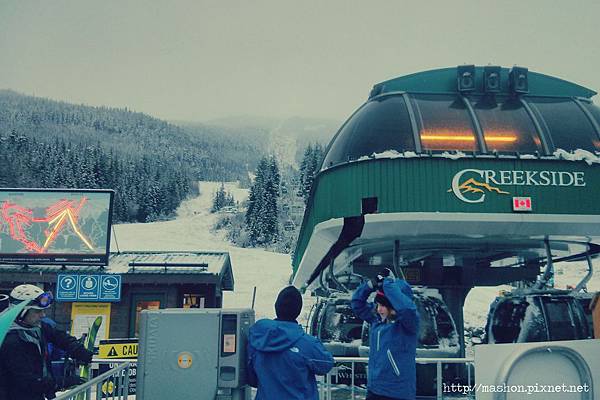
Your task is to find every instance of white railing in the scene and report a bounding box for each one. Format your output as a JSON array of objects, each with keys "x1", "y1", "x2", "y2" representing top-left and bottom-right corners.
[
  {"x1": 54, "y1": 361, "x2": 132, "y2": 400},
  {"x1": 55, "y1": 357, "x2": 475, "y2": 400},
  {"x1": 319, "y1": 356, "x2": 475, "y2": 400}
]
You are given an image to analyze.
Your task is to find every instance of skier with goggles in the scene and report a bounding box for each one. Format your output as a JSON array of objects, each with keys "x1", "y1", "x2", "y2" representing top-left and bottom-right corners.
[{"x1": 0, "y1": 284, "x2": 93, "y2": 400}]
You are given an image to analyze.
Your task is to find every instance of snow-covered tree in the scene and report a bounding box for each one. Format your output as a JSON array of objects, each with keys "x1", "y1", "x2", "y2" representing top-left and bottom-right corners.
[
  {"x1": 211, "y1": 183, "x2": 236, "y2": 213},
  {"x1": 245, "y1": 156, "x2": 281, "y2": 245},
  {"x1": 298, "y1": 143, "x2": 324, "y2": 204}
]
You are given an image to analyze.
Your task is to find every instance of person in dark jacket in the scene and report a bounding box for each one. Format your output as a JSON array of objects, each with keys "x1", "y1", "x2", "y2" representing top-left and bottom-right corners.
[
  {"x1": 0, "y1": 284, "x2": 93, "y2": 400},
  {"x1": 247, "y1": 286, "x2": 334, "y2": 400},
  {"x1": 351, "y1": 268, "x2": 419, "y2": 400}
]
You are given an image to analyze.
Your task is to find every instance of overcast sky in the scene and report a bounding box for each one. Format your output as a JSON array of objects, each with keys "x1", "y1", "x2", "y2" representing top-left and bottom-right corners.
[{"x1": 1, "y1": 1, "x2": 599, "y2": 123}]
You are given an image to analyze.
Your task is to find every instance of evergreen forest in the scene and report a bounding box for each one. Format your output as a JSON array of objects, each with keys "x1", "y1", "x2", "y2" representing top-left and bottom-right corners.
[{"x1": 0, "y1": 90, "x2": 267, "y2": 222}]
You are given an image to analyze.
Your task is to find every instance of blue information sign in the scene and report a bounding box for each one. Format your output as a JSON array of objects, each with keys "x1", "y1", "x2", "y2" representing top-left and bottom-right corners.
[
  {"x1": 78, "y1": 275, "x2": 99, "y2": 300},
  {"x1": 57, "y1": 275, "x2": 79, "y2": 301},
  {"x1": 100, "y1": 275, "x2": 122, "y2": 301},
  {"x1": 57, "y1": 274, "x2": 121, "y2": 302}
]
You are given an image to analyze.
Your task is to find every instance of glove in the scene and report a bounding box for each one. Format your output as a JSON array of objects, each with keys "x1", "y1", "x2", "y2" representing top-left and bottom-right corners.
[
  {"x1": 75, "y1": 350, "x2": 93, "y2": 365},
  {"x1": 367, "y1": 267, "x2": 395, "y2": 290},
  {"x1": 367, "y1": 277, "x2": 377, "y2": 290},
  {"x1": 71, "y1": 349, "x2": 94, "y2": 367},
  {"x1": 375, "y1": 268, "x2": 395, "y2": 289},
  {"x1": 39, "y1": 376, "x2": 57, "y2": 393},
  {"x1": 61, "y1": 375, "x2": 86, "y2": 389}
]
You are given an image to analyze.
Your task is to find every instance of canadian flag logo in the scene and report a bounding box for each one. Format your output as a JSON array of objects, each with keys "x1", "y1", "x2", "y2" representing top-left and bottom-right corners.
[{"x1": 513, "y1": 197, "x2": 532, "y2": 211}]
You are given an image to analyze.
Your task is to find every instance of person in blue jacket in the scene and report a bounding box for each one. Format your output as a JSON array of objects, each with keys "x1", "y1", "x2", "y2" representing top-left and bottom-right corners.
[
  {"x1": 247, "y1": 286, "x2": 334, "y2": 400},
  {"x1": 351, "y1": 268, "x2": 419, "y2": 400}
]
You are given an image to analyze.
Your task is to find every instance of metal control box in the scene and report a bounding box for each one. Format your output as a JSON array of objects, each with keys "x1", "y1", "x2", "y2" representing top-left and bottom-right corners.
[{"x1": 136, "y1": 308, "x2": 254, "y2": 400}]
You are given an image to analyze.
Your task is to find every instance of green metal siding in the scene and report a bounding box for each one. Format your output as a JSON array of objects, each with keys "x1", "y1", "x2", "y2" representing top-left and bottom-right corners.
[
  {"x1": 292, "y1": 157, "x2": 600, "y2": 273},
  {"x1": 372, "y1": 67, "x2": 597, "y2": 98}
]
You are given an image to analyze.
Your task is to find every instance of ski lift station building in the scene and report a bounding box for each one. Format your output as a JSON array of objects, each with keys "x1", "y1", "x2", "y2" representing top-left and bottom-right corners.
[
  {"x1": 0, "y1": 251, "x2": 234, "y2": 338},
  {"x1": 292, "y1": 66, "x2": 600, "y2": 355}
]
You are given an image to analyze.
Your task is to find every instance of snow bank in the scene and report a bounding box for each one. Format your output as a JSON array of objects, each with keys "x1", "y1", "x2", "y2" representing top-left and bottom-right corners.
[
  {"x1": 553, "y1": 148, "x2": 600, "y2": 165},
  {"x1": 439, "y1": 150, "x2": 467, "y2": 159},
  {"x1": 111, "y1": 181, "x2": 291, "y2": 321}
]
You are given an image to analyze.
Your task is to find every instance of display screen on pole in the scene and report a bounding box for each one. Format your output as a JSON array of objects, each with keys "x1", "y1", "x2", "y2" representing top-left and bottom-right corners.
[{"x1": 0, "y1": 189, "x2": 114, "y2": 265}]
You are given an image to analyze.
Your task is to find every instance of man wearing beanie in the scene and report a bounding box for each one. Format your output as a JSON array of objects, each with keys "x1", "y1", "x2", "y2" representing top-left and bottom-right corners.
[
  {"x1": 247, "y1": 286, "x2": 334, "y2": 400},
  {"x1": 351, "y1": 268, "x2": 419, "y2": 400}
]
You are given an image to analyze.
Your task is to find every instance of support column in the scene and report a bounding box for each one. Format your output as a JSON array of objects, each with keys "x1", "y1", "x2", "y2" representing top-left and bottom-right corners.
[{"x1": 439, "y1": 287, "x2": 471, "y2": 358}]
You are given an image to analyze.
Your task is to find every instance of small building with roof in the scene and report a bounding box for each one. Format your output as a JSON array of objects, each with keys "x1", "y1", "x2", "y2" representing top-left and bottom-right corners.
[{"x1": 0, "y1": 251, "x2": 234, "y2": 339}]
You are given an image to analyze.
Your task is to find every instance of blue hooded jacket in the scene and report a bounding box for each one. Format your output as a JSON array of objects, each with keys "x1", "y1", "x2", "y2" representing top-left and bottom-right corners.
[
  {"x1": 351, "y1": 278, "x2": 419, "y2": 400},
  {"x1": 247, "y1": 319, "x2": 334, "y2": 400}
]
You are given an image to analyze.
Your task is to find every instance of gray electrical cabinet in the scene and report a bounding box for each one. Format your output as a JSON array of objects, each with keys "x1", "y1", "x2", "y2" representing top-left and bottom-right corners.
[{"x1": 136, "y1": 308, "x2": 255, "y2": 400}]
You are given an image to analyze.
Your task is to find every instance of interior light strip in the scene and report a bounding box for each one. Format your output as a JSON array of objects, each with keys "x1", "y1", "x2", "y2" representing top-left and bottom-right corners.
[{"x1": 421, "y1": 135, "x2": 517, "y2": 142}]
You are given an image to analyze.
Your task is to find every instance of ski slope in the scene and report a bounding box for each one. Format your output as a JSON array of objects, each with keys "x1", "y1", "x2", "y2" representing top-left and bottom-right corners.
[
  {"x1": 111, "y1": 182, "x2": 292, "y2": 321},
  {"x1": 111, "y1": 182, "x2": 599, "y2": 327}
]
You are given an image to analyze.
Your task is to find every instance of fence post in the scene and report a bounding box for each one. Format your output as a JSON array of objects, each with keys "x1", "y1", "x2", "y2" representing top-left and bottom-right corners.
[
  {"x1": 122, "y1": 364, "x2": 130, "y2": 400},
  {"x1": 96, "y1": 381, "x2": 102, "y2": 400},
  {"x1": 351, "y1": 361, "x2": 355, "y2": 400},
  {"x1": 326, "y1": 369, "x2": 331, "y2": 400},
  {"x1": 437, "y1": 361, "x2": 442, "y2": 400}
]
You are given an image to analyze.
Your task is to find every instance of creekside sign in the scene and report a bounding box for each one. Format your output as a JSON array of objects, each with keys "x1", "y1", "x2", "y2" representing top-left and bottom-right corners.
[{"x1": 448, "y1": 168, "x2": 586, "y2": 204}]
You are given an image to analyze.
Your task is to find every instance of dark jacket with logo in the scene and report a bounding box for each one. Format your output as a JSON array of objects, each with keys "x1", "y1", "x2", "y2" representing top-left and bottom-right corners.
[
  {"x1": 352, "y1": 278, "x2": 419, "y2": 400},
  {"x1": 0, "y1": 320, "x2": 91, "y2": 400},
  {"x1": 247, "y1": 319, "x2": 334, "y2": 400}
]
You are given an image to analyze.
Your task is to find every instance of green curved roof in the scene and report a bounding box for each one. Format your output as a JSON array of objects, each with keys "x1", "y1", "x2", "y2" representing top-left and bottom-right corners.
[{"x1": 371, "y1": 66, "x2": 596, "y2": 98}]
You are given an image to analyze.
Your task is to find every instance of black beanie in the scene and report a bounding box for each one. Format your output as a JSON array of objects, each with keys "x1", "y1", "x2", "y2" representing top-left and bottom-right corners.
[
  {"x1": 375, "y1": 290, "x2": 393, "y2": 310},
  {"x1": 275, "y1": 286, "x2": 303, "y2": 321}
]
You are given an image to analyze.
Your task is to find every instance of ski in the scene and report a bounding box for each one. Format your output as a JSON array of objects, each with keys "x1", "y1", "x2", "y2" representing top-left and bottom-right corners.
[
  {"x1": 0, "y1": 301, "x2": 31, "y2": 346},
  {"x1": 76, "y1": 316, "x2": 102, "y2": 400}
]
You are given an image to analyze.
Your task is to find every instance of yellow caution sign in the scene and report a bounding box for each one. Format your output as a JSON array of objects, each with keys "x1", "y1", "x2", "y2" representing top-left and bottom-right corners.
[{"x1": 98, "y1": 341, "x2": 138, "y2": 359}]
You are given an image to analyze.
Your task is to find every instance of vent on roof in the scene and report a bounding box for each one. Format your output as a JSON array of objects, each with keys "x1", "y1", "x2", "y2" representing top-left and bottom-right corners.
[{"x1": 128, "y1": 262, "x2": 208, "y2": 272}]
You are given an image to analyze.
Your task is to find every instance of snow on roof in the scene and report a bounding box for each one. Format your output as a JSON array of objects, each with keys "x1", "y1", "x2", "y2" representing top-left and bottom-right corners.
[
  {"x1": 356, "y1": 150, "x2": 418, "y2": 162},
  {"x1": 106, "y1": 251, "x2": 235, "y2": 291},
  {"x1": 107, "y1": 251, "x2": 229, "y2": 275},
  {"x1": 328, "y1": 148, "x2": 600, "y2": 170},
  {"x1": 553, "y1": 148, "x2": 600, "y2": 165},
  {"x1": 0, "y1": 251, "x2": 235, "y2": 290}
]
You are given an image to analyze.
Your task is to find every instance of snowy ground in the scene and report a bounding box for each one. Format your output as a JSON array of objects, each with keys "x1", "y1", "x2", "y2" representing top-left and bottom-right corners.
[
  {"x1": 111, "y1": 181, "x2": 600, "y2": 328},
  {"x1": 111, "y1": 181, "x2": 292, "y2": 321}
]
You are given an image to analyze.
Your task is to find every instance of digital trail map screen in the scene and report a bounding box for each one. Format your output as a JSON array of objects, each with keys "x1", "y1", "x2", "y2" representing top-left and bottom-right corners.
[{"x1": 0, "y1": 189, "x2": 114, "y2": 265}]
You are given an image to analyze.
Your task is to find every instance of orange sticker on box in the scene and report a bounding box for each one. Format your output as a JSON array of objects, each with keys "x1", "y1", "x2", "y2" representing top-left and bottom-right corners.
[
  {"x1": 177, "y1": 352, "x2": 193, "y2": 369},
  {"x1": 223, "y1": 334, "x2": 236, "y2": 353}
]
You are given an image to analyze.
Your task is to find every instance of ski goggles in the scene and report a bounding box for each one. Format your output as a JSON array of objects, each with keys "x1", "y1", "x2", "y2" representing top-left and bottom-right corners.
[{"x1": 32, "y1": 292, "x2": 54, "y2": 308}]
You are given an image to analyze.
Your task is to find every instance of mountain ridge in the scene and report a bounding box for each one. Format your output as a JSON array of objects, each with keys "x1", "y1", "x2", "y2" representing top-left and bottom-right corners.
[{"x1": 0, "y1": 89, "x2": 266, "y2": 182}]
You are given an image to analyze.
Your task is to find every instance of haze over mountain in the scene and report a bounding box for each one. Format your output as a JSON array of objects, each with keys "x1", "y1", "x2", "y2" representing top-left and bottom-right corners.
[{"x1": 190, "y1": 115, "x2": 341, "y2": 166}]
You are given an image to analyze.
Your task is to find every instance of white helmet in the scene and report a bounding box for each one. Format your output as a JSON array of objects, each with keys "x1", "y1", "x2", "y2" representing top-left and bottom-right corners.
[
  {"x1": 9, "y1": 284, "x2": 54, "y2": 319},
  {"x1": 0, "y1": 294, "x2": 8, "y2": 312}
]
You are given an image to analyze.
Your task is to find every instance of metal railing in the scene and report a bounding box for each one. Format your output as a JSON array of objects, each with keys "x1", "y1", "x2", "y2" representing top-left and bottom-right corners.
[
  {"x1": 319, "y1": 356, "x2": 475, "y2": 400},
  {"x1": 54, "y1": 356, "x2": 474, "y2": 400},
  {"x1": 54, "y1": 361, "x2": 132, "y2": 400}
]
